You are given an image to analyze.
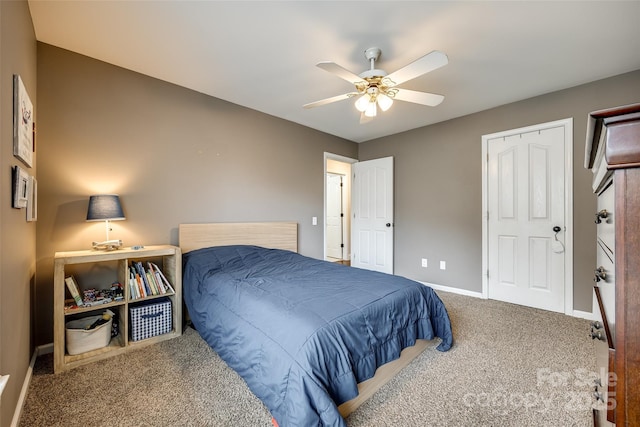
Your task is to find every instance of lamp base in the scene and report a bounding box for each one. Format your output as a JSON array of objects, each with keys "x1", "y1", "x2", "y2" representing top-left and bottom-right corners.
[{"x1": 92, "y1": 240, "x2": 123, "y2": 251}]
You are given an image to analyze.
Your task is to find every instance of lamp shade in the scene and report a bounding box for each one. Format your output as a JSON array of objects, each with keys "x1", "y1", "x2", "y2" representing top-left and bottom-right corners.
[
  {"x1": 355, "y1": 94, "x2": 370, "y2": 112},
  {"x1": 86, "y1": 195, "x2": 125, "y2": 221},
  {"x1": 377, "y1": 93, "x2": 394, "y2": 112}
]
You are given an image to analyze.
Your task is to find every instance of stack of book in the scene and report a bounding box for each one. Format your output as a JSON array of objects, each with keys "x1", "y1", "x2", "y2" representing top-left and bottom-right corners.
[{"x1": 128, "y1": 261, "x2": 175, "y2": 300}]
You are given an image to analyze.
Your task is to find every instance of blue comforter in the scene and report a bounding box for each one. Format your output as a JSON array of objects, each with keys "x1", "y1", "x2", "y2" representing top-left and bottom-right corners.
[{"x1": 183, "y1": 245, "x2": 452, "y2": 427}]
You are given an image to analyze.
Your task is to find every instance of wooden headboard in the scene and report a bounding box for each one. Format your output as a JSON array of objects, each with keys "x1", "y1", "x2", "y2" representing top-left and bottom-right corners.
[{"x1": 179, "y1": 222, "x2": 298, "y2": 253}]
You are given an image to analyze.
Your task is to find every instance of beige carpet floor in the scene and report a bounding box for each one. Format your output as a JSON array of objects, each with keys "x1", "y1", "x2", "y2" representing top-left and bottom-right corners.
[{"x1": 19, "y1": 291, "x2": 596, "y2": 426}]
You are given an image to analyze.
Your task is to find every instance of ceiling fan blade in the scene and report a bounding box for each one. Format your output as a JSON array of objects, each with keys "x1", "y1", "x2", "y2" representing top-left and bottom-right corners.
[
  {"x1": 303, "y1": 92, "x2": 358, "y2": 109},
  {"x1": 393, "y1": 88, "x2": 444, "y2": 107},
  {"x1": 316, "y1": 61, "x2": 364, "y2": 85},
  {"x1": 385, "y1": 51, "x2": 448, "y2": 86}
]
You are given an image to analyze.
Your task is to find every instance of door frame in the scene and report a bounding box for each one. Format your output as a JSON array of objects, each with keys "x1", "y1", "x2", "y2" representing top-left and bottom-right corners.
[
  {"x1": 326, "y1": 172, "x2": 345, "y2": 260},
  {"x1": 324, "y1": 152, "x2": 357, "y2": 261},
  {"x1": 481, "y1": 118, "x2": 574, "y2": 315}
]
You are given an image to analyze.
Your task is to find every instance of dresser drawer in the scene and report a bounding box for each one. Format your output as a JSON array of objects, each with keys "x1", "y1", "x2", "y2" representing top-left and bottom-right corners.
[
  {"x1": 592, "y1": 341, "x2": 615, "y2": 426},
  {"x1": 596, "y1": 180, "x2": 614, "y2": 257}
]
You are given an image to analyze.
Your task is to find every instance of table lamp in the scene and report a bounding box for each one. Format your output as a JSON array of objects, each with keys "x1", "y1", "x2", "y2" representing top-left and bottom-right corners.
[{"x1": 86, "y1": 194, "x2": 125, "y2": 250}]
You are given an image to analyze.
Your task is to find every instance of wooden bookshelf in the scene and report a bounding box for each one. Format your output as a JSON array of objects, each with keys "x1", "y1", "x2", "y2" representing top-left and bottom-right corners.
[{"x1": 53, "y1": 245, "x2": 182, "y2": 373}]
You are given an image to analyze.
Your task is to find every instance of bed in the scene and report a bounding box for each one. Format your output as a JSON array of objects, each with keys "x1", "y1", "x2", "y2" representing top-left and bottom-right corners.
[{"x1": 180, "y1": 222, "x2": 453, "y2": 427}]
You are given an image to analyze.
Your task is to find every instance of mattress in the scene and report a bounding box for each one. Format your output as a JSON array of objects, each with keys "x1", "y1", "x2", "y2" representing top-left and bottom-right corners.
[{"x1": 183, "y1": 245, "x2": 452, "y2": 426}]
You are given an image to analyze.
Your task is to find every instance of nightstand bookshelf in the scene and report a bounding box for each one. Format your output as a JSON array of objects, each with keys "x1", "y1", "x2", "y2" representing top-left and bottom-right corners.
[{"x1": 53, "y1": 245, "x2": 182, "y2": 373}]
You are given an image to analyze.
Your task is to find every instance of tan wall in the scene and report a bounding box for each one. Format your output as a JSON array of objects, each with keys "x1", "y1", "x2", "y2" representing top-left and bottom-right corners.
[
  {"x1": 358, "y1": 69, "x2": 640, "y2": 313},
  {"x1": 34, "y1": 43, "x2": 358, "y2": 346},
  {"x1": 0, "y1": 1, "x2": 37, "y2": 425}
]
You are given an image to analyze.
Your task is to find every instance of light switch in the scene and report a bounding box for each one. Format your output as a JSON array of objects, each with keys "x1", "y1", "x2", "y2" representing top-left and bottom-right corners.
[{"x1": 312, "y1": 217, "x2": 317, "y2": 226}]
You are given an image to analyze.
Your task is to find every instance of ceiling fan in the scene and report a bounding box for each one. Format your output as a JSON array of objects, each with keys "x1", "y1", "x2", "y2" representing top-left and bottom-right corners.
[{"x1": 303, "y1": 47, "x2": 448, "y2": 123}]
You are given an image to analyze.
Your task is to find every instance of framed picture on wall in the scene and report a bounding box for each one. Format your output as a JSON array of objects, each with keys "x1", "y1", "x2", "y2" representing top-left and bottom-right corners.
[
  {"x1": 12, "y1": 165, "x2": 29, "y2": 209},
  {"x1": 13, "y1": 74, "x2": 34, "y2": 168},
  {"x1": 27, "y1": 175, "x2": 38, "y2": 221}
]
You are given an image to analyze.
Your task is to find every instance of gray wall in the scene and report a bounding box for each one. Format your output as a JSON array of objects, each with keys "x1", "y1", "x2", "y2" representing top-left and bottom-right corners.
[
  {"x1": 358, "y1": 69, "x2": 640, "y2": 313},
  {"x1": 33, "y1": 42, "x2": 640, "y2": 349},
  {"x1": 34, "y1": 43, "x2": 358, "y2": 346},
  {"x1": 1, "y1": 1, "x2": 37, "y2": 426}
]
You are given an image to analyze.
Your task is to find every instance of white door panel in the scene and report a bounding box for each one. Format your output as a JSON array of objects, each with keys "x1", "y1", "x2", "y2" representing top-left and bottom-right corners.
[
  {"x1": 352, "y1": 157, "x2": 394, "y2": 274},
  {"x1": 487, "y1": 124, "x2": 566, "y2": 313}
]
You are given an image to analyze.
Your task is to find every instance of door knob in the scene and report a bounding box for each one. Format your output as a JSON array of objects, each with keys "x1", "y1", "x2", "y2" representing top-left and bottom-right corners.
[
  {"x1": 386, "y1": 223, "x2": 391, "y2": 227},
  {"x1": 595, "y1": 210, "x2": 609, "y2": 224},
  {"x1": 594, "y1": 266, "x2": 606, "y2": 282},
  {"x1": 553, "y1": 226, "x2": 561, "y2": 233}
]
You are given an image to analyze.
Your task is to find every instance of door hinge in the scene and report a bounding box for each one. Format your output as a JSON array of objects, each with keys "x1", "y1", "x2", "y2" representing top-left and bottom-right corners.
[
  {"x1": 487, "y1": 269, "x2": 490, "y2": 278},
  {"x1": 340, "y1": 213, "x2": 344, "y2": 217},
  {"x1": 340, "y1": 243, "x2": 344, "y2": 248}
]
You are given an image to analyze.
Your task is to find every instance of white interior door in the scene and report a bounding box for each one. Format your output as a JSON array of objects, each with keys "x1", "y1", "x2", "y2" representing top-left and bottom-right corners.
[
  {"x1": 326, "y1": 173, "x2": 344, "y2": 259},
  {"x1": 485, "y1": 121, "x2": 570, "y2": 313},
  {"x1": 352, "y1": 157, "x2": 394, "y2": 274}
]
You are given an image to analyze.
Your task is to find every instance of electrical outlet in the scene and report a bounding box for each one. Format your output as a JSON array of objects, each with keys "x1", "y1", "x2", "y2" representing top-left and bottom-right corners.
[
  {"x1": 421, "y1": 258, "x2": 428, "y2": 268},
  {"x1": 440, "y1": 261, "x2": 446, "y2": 270}
]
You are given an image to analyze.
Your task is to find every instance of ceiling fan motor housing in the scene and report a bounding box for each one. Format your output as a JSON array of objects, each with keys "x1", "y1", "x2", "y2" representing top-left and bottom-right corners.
[
  {"x1": 359, "y1": 69, "x2": 387, "y2": 79},
  {"x1": 360, "y1": 47, "x2": 387, "y2": 79},
  {"x1": 364, "y1": 47, "x2": 381, "y2": 61}
]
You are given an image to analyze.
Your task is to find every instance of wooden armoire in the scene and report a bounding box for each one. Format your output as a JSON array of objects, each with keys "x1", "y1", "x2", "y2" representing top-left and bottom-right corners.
[{"x1": 585, "y1": 103, "x2": 640, "y2": 426}]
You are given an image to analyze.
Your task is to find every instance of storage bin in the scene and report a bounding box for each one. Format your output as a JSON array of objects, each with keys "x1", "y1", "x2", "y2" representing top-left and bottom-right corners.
[
  {"x1": 66, "y1": 315, "x2": 113, "y2": 355},
  {"x1": 130, "y1": 298, "x2": 172, "y2": 341}
]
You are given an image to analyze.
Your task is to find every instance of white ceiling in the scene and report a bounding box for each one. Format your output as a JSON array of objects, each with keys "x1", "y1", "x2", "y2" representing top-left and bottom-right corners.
[{"x1": 28, "y1": 1, "x2": 640, "y2": 143}]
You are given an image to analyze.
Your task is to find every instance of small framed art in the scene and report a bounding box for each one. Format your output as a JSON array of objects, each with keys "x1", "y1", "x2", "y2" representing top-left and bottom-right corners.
[
  {"x1": 27, "y1": 175, "x2": 38, "y2": 221},
  {"x1": 12, "y1": 165, "x2": 29, "y2": 209},
  {"x1": 13, "y1": 75, "x2": 34, "y2": 168}
]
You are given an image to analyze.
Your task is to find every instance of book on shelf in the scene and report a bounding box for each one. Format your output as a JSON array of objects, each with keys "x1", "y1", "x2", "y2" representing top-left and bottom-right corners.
[
  {"x1": 150, "y1": 262, "x2": 175, "y2": 293},
  {"x1": 65, "y1": 276, "x2": 84, "y2": 307},
  {"x1": 146, "y1": 271, "x2": 158, "y2": 295},
  {"x1": 128, "y1": 268, "x2": 140, "y2": 300},
  {"x1": 147, "y1": 262, "x2": 167, "y2": 294},
  {"x1": 128, "y1": 261, "x2": 174, "y2": 300},
  {"x1": 134, "y1": 262, "x2": 151, "y2": 296},
  {"x1": 129, "y1": 266, "x2": 146, "y2": 299}
]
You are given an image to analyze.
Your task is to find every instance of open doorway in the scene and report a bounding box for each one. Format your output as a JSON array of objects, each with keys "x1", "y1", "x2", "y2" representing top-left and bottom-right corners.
[{"x1": 324, "y1": 153, "x2": 356, "y2": 263}]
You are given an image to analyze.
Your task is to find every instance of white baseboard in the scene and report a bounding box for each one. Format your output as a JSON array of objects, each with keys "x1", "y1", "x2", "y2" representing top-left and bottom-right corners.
[
  {"x1": 420, "y1": 281, "x2": 485, "y2": 299},
  {"x1": 421, "y1": 281, "x2": 595, "y2": 321},
  {"x1": 37, "y1": 343, "x2": 53, "y2": 355},
  {"x1": 11, "y1": 343, "x2": 53, "y2": 427},
  {"x1": 572, "y1": 310, "x2": 595, "y2": 321}
]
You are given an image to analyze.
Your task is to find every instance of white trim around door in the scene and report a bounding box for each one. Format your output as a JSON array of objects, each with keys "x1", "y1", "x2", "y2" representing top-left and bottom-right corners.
[
  {"x1": 324, "y1": 152, "x2": 357, "y2": 262},
  {"x1": 481, "y1": 118, "x2": 574, "y2": 315}
]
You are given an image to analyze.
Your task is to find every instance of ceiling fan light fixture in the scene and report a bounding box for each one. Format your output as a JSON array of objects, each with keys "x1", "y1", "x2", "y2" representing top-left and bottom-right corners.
[
  {"x1": 355, "y1": 94, "x2": 370, "y2": 112},
  {"x1": 307, "y1": 47, "x2": 448, "y2": 123},
  {"x1": 377, "y1": 93, "x2": 393, "y2": 112},
  {"x1": 364, "y1": 100, "x2": 377, "y2": 117}
]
